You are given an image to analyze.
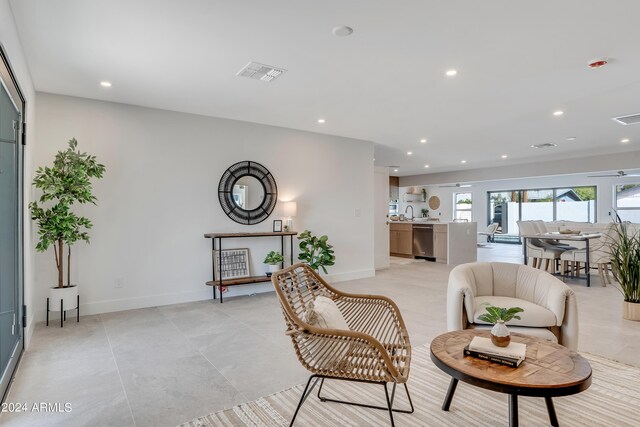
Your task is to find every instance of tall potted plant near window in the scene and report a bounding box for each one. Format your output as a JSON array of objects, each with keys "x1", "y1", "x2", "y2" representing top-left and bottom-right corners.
[
  {"x1": 29, "y1": 138, "x2": 105, "y2": 318},
  {"x1": 609, "y1": 221, "x2": 640, "y2": 321}
]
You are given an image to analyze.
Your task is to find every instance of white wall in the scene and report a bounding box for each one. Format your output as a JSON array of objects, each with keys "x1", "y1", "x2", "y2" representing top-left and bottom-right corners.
[
  {"x1": 33, "y1": 93, "x2": 374, "y2": 320},
  {"x1": 1, "y1": 0, "x2": 37, "y2": 347}
]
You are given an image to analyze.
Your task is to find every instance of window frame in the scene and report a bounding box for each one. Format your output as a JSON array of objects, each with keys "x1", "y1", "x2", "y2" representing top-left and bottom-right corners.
[
  {"x1": 613, "y1": 183, "x2": 640, "y2": 220},
  {"x1": 485, "y1": 185, "x2": 597, "y2": 227},
  {"x1": 453, "y1": 192, "x2": 473, "y2": 221}
]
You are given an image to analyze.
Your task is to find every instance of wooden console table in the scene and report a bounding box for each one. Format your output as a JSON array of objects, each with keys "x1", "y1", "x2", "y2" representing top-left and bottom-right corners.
[{"x1": 203, "y1": 231, "x2": 297, "y2": 303}]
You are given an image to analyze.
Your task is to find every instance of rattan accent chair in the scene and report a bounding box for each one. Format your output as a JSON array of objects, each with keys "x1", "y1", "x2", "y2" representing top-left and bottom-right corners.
[{"x1": 272, "y1": 263, "x2": 414, "y2": 426}]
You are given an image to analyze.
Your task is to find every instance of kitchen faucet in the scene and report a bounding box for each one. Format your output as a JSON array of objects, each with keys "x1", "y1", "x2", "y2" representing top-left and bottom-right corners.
[{"x1": 405, "y1": 205, "x2": 414, "y2": 220}]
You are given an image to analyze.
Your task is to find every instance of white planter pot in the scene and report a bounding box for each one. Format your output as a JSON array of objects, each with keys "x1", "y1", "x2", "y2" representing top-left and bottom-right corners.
[
  {"x1": 266, "y1": 263, "x2": 282, "y2": 276},
  {"x1": 48, "y1": 285, "x2": 78, "y2": 312}
]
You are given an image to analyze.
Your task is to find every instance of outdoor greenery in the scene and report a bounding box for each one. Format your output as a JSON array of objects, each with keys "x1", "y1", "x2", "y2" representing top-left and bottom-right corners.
[
  {"x1": 297, "y1": 230, "x2": 335, "y2": 274},
  {"x1": 29, "y1": 138, "x2": 105, "y2": 288},
  {"x1": 609, "y1": 221, "x2": 640, "y2": 303},
  {"x1": 478, "y1": 305, "x2": 524, "y2": 324},
  {"x1": 263, "y1": 251, "x2": 284, "y2": 265},
  {"x1": 574, "y1": 186, "x2": 596, "y2": 201},
  {"x1": 456, "y1": 198, "x2": 472, "y2": 205}
]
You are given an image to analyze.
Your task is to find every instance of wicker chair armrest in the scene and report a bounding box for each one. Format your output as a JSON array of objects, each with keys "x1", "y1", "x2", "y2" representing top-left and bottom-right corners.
[{"x1": 294, "y1": 324, "x2": 401, "y2": 380}]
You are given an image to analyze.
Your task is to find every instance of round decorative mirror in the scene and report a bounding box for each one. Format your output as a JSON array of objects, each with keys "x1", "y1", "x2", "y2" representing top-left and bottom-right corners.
[{"x1": 218, "y1": 161, "x2": 277, "y2": 225}]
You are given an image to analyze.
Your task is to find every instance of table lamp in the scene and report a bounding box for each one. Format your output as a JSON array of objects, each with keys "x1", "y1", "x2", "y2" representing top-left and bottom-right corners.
[{"x1": 283, "y1": 201, "x2": 297, "y2": 231}]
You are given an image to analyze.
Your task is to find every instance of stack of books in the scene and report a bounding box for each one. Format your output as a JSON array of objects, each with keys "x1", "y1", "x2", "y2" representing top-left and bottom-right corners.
[{"x1": 463, "y1": 336, "x2": 526, "y2": 368}]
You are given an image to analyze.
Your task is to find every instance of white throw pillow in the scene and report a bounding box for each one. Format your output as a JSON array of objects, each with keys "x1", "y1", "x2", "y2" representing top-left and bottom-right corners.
[{"x1": 303, "y1": 295, "x2": 350, "y2": 330}]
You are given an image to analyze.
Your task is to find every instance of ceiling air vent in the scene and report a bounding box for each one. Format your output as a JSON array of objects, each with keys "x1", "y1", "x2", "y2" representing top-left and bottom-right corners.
[
  {"x1": 236, "y1": 61, "x2": 287, "y2": 82},
  {"x1": 612, "y1": 113, "x2": 640, "y2": 126},
  {"x1": 530, "y1": 143, "x2": 558, "y2": 149}
]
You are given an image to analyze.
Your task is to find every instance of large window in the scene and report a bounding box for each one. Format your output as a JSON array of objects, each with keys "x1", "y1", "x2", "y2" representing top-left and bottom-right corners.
[
  {"x1": 487, "y1": 186, "x2": 596, "y2": 242},
  {"x1": 615, "y1": 184, "x2": 640, "y2": 222},
  {"x1": 454, "y1": 192, "x2": 472, "y2": 221}
]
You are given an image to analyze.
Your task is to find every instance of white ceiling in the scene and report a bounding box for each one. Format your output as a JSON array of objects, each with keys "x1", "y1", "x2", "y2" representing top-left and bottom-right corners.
[{"x1": 9, "y1": 0, "x2": 640, "y2": 176}]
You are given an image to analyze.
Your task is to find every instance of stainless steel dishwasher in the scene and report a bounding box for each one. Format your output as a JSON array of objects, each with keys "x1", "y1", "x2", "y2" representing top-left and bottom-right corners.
[{"x1": 412, "y1": 224, "x2": 434, "y2": 258}]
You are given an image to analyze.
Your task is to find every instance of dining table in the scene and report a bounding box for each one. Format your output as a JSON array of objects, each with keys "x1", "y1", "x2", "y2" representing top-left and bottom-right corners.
[{"x1": 521, "y1": 232, "x2": 602, "y2": 286}]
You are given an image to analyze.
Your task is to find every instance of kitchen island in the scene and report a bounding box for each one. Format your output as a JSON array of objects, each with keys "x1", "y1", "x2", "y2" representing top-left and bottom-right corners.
[{"x1": 390, "y1": 220, "x2": 477, "y2": 265}]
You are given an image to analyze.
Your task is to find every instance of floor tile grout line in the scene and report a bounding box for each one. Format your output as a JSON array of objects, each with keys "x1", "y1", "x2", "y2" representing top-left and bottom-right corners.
[
  {"x1": 100, "y1": 313, "x2": 138, "y2": 427},
  {"x1": 157, "y1": 307, "x2": 251, "y2": 404}
]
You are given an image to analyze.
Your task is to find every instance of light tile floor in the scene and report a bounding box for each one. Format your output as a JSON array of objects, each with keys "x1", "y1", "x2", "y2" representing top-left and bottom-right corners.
[{"x1": 2, "y1": 244, "x2": 638, "y2": 426}]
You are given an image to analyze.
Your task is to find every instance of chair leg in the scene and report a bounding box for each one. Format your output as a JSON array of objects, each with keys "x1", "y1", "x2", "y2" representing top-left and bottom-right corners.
[
  {"x1": 544, "y1": 259, "x2": 550, "y2": 272},
  {"x1": 576, "y1": 262, "x2": 581, "y2": 278},
  {"x1": 598, "y1": 264, "x2": 607, "y2": 287},
  {"x1": 316, "y1": 377, "x2": 414, "y2": 418},
  {"x1": 604, "y1": 263, "x2": 613, "y2": 285},
  {"x1": 290, "y1": 375, "x2": 320, "y2": 426},
  {"x1": 384, "y1": 382, "x2": 397, "y2": 427}
]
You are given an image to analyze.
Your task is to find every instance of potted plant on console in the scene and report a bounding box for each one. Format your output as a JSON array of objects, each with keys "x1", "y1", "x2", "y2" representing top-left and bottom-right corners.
[
  {"x1": 29, "y1": 138, "x2": 105, "y2": 325},
  {"x1": 264, "y1": 251, "x2": 284, "y2": 276},
  {"x1": 609, "y1": 221, "x2": 640, "y2": 321}
]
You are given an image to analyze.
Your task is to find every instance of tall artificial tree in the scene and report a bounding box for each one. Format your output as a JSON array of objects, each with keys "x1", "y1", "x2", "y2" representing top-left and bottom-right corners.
[{"x1": 29, "y1": 138, "x2": 105, "y2": 288}]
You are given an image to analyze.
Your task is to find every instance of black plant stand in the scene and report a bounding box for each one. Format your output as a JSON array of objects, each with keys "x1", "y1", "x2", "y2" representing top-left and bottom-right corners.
[{"x1": 46, "y1": 295, "x2": 80, "y2": 328}]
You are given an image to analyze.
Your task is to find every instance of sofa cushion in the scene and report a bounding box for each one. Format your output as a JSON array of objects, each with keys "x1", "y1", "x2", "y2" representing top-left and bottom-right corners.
[{"x1": 473, "y1": 296, "x2": 557, "y2": 327}]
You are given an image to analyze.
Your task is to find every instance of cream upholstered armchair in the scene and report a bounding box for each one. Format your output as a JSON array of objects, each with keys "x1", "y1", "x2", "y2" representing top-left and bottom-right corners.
[
  {"x1": 447, "y1": 262, "x2": 579, "y2": 351},
  {"x1": 272, "y1": 263, "x2": 413, "y2": 426}
]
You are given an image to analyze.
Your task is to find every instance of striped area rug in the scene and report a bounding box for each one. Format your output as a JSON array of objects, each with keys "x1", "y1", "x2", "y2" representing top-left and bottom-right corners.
[{"x1": 180, "y1": 344, "x2": 640, "y2": 427}]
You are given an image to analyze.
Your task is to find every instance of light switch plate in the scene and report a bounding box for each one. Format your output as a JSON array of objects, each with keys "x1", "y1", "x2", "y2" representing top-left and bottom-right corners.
[{"x1": 354, "y1": 208, "x2": 361, "y2": 217}]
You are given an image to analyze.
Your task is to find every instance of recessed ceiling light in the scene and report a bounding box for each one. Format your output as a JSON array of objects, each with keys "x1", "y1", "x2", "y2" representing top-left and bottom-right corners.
[
  {"x1": 407, "y1": 151, "x2": 413, "y2": 156},
  {"x1": 100, "y1": 81, "x2": 112, "y2": 87},
  {"x1": 553, "y1": 111, "x2": 564, "y2": 116},
  {"x1": 461, "y1": 160, "x2": 467, "y2": 164},
  {"x1": 445, "y1": 69, "x2": 458, "y2": 77},
  {"x1": 393, "y1": 169, "x2": 399, "y2": 172},
  {"x1": 424, "y1": 164, "x2": 430, "y2": 168},
  {"x1": 420, "y1": 138, "x2": 427, "y2": 143},
  {"x1": 317, "y1": 118, "x2": 325, "y2": 124},
  {"x1": 621, "y1": 138, "x2": 630, "y2": 143},
  {"x1": 566, "y1": 137, "x2": 577, "y2": 141},
  {"x1": 501, "y1": 155, "x2": 508, "y2": 159},
  {"x1": 332, "y1": 26, "x2": 354, "y2": 37}
]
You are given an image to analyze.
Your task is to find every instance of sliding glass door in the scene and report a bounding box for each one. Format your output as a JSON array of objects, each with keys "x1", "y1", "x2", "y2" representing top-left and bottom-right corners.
[
  {"x1": 0, "y1": 47, "x2": 25, "y2": 401},
  {"x1": 487, "y1": 186, "x2": 596, "y2": 243}
]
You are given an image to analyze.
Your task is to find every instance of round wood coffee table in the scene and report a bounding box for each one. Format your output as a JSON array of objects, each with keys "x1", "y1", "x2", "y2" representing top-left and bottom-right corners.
[{"x1": 430, "y1": 330, "x2": 592, "y2": 427}]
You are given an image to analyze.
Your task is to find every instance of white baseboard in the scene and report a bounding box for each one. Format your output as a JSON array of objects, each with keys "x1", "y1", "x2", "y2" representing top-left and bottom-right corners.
[
  {"x1": 33, "y1": 288, "x2": 212, "y2": 322},
  {"x1": 24, "y1": 314, "x2": 36, "y2": 350},
  {"x1": 31, "y1": 268, "x2": 375, "y2": 323}
]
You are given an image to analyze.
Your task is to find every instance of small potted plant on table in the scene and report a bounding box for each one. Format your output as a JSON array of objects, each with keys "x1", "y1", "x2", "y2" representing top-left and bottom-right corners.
[
  {"x1": 264, "y1": 251, "x2": 284, "y2": 276},
  {"x1": 478, "y1": 304, "x2": 524, "y2": 347}
]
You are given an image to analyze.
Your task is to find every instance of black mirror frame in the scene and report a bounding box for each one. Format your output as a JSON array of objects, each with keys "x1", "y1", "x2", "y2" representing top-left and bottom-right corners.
[{"x1": 218, "y1": 161, "x2": 277, "y2": 225}]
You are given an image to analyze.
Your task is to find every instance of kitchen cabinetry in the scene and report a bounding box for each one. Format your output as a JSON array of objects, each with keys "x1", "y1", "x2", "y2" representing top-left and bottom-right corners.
[
  {"x1": 434, "y1": 224, "x2": 448, "y2": 263},
  {"x1": 390, "y1": 223, "x2": 413, "y2": 256}
]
